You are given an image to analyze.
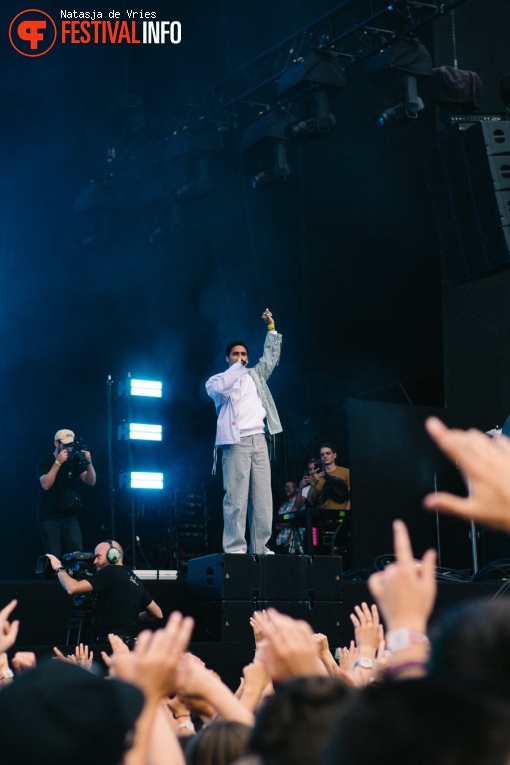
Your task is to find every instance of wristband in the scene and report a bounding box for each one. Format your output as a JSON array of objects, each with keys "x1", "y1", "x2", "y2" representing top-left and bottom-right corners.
[
  {"x1": 55, "y1": 460, "x2": 61, "y2": 467},
  {"x1": 176, "y1": 715, "x2": 191, "y2": 719},
  {"x1": 0, "y1": 669, "x2": 14, "y2": 681},
  {"x1": 386, "y1": 628, "x2": 429, "y2": 653},
  {"x1": 267, "y1": 323, "x2": 275, "y2": 330},
  {"x1": 55, "y1": 566, "x2": 66, "y2": 575}
]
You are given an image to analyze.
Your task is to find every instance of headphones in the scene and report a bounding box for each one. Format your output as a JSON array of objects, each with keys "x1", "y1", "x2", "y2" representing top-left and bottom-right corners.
[{"x1": 104, "y1": 540, "x2": 121, "y2": 564}]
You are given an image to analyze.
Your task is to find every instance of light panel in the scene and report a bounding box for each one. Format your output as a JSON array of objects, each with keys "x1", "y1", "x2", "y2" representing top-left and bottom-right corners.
[
  {"x1": 130, "y1": 471, "x2": 164, "y2": 489},
  {"x1": 130, "y1": 379, "x2": 162, "y2": 397},
  {"x1": 129, "y1": 423, "x2": 163, "y2": 441}
]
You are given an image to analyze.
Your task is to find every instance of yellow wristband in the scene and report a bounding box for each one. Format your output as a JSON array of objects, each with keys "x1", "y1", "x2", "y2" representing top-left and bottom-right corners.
[
  {"x1": 267, "y1": 323, "x2": 275, "y2": 331},
  {"x1": 55, "y1": 460, "x2": 61, "y2": 467}
]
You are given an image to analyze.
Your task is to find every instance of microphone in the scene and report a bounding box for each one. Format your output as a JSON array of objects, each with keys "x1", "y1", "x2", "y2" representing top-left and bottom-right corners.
[{"x1": 241, "y1": 359, "x2": 247, "y2": 366}]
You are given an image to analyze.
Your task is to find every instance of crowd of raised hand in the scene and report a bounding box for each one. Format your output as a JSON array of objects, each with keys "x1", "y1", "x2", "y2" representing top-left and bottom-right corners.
[{"x1": 2, "y1": 416, "x2": 510, "y2": 765}]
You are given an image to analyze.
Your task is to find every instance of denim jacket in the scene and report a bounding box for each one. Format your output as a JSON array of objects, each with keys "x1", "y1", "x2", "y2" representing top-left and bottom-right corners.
[{"x1": 206, "y1": 332, "x2": 282, "y2": 469}]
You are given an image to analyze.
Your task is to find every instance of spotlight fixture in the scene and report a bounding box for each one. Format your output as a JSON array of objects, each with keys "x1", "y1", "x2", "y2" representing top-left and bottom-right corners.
[
  {"x1": 166, "y1": 129, "x2": 224, "y2": 201},
  {"x1": 372, "y1": 75, "x2": 425, "y2": 128},
  {"x1": 366, "y1": 37, "x2": 431, "y2": 128},
  {"x1": 249, "y1": 144, "x2": 291, "y2": 188},
  {"x1": 172, "y1": 157, "x2": 214, "y2": 200},
  {"x1": 277, "y1": 52, "x2": 346, "y2": 142},
  {"x1": 241, "y1": 111, "x2": 294, "y2": 188},
  {"x1": 285, "y1": 91, "x2": 336, "y2": 140}
]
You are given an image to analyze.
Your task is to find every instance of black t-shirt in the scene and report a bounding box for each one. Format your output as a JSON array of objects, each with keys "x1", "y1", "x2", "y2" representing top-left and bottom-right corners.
[
  {"x1": 88, "y1": 565, "x2": 152, "y2": 638},
  {"x1": 36, "y1": 454, "x2": 86, "y2": 520}
]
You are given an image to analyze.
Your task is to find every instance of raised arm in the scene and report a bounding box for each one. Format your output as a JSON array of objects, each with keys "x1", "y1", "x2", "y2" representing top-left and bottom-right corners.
[
  {"x1": 40, "y1": 448, "x2": 69, "y2": 490},
  {"x1": 253, "y1": 309, "x2": 282, "y2": 381},
  {"x1": 79, "y1": 450, "x2": 96, "y2": 486},
  {"x1": 368, "y1": 520, "x2": 435, "y2": 679}
]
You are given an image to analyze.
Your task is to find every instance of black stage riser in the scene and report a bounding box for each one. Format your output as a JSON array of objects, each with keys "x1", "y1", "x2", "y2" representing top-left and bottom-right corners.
[
  {"x1": 1, "y1": 579, "x2": 506, "y2": 652},
  {"x1": 188, "y1": 600, "x2": 343, "y2": 648},
  {"x1": 187, "y1": 553, "x2": 343, "y2": 601}
]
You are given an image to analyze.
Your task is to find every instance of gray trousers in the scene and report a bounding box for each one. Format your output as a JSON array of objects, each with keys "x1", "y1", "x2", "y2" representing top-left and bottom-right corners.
[{"x1": 221, "y1": 433, "x2": 273, "y2": 554}]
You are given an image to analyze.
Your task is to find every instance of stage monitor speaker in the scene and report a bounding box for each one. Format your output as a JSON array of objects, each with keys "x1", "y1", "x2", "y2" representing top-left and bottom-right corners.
[
  {"x1": 187, "y1": 554, "x2": 262, "y2": 601},
  {"x1": 187, "y1": 554, "x2": 343, "y2": 601}
]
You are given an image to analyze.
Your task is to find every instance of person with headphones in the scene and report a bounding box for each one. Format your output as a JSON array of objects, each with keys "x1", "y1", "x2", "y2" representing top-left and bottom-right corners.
[{"x1": 46, "y1": 540, "x2": 163, "y2": 646}]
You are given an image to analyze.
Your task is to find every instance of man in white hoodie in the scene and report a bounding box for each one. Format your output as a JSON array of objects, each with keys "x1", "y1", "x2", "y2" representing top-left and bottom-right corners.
[{"x1": 206, "y1": 309, "x2": 282, "y2": 554}]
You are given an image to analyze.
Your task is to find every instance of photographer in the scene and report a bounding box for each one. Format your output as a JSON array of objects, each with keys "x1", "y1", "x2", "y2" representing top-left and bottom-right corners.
[
  {"x1": 46, "y1": 540, "x2": 163, "y2": 646},
  {"x1": 37, "y1": 428, "x2": 96, "y2": 557},
  {"x1": 306, "y1": 443, "x2": 350, "y2": 510}
]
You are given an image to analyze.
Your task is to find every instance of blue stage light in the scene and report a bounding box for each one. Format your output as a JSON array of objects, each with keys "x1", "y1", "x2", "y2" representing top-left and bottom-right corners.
[
  {"x1": 130, "y1": 379, "x2": 162, "y2": 397},
  {"x1": 130, "y1": 471, "x2": 164, "y2": 489},
  {"x1": 118, "y1": 423, "x2": 163, "y2": 441}
]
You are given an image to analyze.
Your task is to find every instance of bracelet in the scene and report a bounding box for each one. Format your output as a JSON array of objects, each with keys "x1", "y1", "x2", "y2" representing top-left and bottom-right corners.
[
  {"x1": 267, "y1": 323, "x2": 275, "y2": 331},
  {"x1": 353, "y1": 658, "x2": 374, "y2": 670},
  {"x1": 55, "y1": 566, "x2": 66, "y2": 574},
  {"x1": 55, "y1": 460, "x2": 61, "y2": 467},
  {"x1": 175, "y1": 715, "x2": 191, "y2": 719},
  {"x1": 386, "y1": 628, "x2": 429, "y2": 653},
  {"x1": 0, "y1": 669, "x2": 14, "y2": 681},
  {"x1": 384, "y1": 661, "x2": 426, "y2": 680}
]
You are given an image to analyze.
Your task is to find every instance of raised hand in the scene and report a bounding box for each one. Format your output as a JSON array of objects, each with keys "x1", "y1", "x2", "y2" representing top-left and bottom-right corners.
[
  {"x1": 254, "y1": 608, "x2": 326, "y2": 681},
  {"x1": 261, "y1": 308, "x2": 275, "y2": 327},
  {"x1": 368, "y1": 520, "x2": 436, "y2": 633},
  {"x1": 424, "y1": 416, "x2": 510, "y2": 532},
  {"x1": 0, "y1": 600, "x2": 19, "y2": 654}
]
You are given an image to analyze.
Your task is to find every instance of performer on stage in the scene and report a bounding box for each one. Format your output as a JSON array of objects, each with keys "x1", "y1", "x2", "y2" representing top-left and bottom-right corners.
[{"x1": 206, "y1": 308, "x2": 282, "y2": 554}]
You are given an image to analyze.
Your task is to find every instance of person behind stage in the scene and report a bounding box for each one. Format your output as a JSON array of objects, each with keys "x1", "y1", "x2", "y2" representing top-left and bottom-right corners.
[
  {"x1": 206, "y1": 308, "x2": 282, "y2": 555},
  {"x1": 306, "y1": 443, "x2": 350, "y2": 510},
  {"x1": 275, "y1": 480, "x2": 304, "y2": 554},
  {"x1": 293, "y1": 458, "x2": 322, "y2": 512},
  {"x1": 46, "y1": 539, "x2": 163, "y2": 645},
  {"x1": 37, "y1": 428, "x2": 96, "y2": 557}
]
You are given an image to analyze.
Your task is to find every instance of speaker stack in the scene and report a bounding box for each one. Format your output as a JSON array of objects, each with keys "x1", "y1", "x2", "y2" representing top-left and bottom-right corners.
[
  {"x1": 186, "y1": 553, "x2": 343, "y2": 649},
  {"x1": 434, "y1": 121, "x2": 510, "y2": 286}
]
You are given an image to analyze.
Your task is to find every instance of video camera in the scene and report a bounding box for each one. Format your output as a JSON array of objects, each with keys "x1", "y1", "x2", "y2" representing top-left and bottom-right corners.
[
  {"x1": 36, "y1": 552, "x2": 97, "y2": 613},
  {"x1": 67, "y1": 437, "x2": 90, "y2": 468},
  {"x1": 35, "y1": 551, "x2": 95, "y2": 580}
]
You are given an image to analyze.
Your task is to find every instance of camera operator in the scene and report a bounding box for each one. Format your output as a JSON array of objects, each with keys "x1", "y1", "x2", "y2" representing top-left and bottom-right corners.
[
  {"x1": 37, "y1": 429, "x2": 96, "y2": 557},
  {"x1": 46, "y1": 540, "x2": 163, "y2": 646}
]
